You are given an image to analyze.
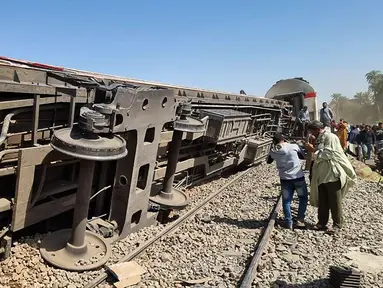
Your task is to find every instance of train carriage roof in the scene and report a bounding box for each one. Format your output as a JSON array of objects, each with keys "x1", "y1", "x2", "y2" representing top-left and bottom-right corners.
[
  {"x1": 0, "y1": 56, "x2": 259, "y2": 98},
  {"x1": 265, "y1": 78, "x2": 316, "y2": 99}
]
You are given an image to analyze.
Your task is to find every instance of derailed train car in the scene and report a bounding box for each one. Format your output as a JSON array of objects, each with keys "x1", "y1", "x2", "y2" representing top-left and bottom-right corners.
[
  {"x1": 265, "y1": 77, "x2": 318, "y2": 121},
  {"x1": 0, "y1": 56, "x2": 299, "y2": 263}
]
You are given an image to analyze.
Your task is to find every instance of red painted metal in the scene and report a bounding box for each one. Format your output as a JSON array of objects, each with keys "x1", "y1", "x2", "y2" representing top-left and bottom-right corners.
[
  {"x1": 0, "y1": 56, "x2": 64, "y2": 71},
  {"x1": 304, "y1": 92, "x2": 316, "y2": 98}
]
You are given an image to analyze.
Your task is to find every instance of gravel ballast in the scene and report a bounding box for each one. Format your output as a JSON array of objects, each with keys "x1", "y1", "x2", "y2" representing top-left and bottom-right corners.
[
  {"x1": 0, "y1": 161, "x2": 382, "y2": 288},
  {"x1": 134, "y1": 164, "x2": 279, "y2": 287},
  {"x1": 0, "y1": 164, "x2": 278, "y2": 288},
  {"x1": 256, "y1": 177, "x2": 383, "y2": 288}
]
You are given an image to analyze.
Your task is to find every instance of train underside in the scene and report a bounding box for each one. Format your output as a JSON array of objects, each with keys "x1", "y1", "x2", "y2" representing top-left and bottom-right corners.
[{"x1": 0, "y1": 56, "x2": 295, "y2": 261}]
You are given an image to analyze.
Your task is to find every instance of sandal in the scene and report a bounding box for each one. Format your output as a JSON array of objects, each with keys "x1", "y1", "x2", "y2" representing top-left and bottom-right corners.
[
  {"x1": 326, "y1": 226, "x2": 341, "y2": 235},
  {"x1": 313, "y1": 224, "x2": 327, "y2": 231},
  {"x1": 295, "y1": 220, "x2": 307, "y2": 229}
]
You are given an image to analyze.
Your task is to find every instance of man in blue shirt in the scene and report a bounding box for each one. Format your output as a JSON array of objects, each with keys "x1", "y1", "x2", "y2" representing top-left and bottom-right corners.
[
  {"x1": 347, "y1": 126, "x2": 359, "y2": 144},
  {"x1": 267, "y1": 133, "x2": 308, "y2": 229},
  {"x1": 347, "y1": 125, "x2": 359, "y2": 157}
]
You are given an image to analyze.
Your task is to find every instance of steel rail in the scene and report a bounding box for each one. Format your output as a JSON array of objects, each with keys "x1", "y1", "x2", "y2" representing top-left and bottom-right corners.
[
  {"x1": 84, "y1": 165, "x2": 256, "y2": 288},
  {"x1": 239, "y1": 193, "x2": 282, "y2": 288}
]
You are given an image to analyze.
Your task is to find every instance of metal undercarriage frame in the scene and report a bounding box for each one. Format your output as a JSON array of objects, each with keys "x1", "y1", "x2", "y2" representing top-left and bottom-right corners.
[{"x1": 0, "y1": 58, "x2": 294, "y2": 260}]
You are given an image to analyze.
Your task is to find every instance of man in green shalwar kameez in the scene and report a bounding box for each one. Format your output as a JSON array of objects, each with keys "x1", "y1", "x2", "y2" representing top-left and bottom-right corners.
[{"x1": 305, "y1": 120, "x2": 357, "y2": 234}]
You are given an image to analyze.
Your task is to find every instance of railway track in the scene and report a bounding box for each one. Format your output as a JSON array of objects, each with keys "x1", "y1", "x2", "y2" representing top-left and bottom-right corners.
[
  {"x1": 1, "y1": 162, "x2": 280, "y2": 288},
  {"x1": 3, "y1": 162, "x2": 383, "y2": 287},
  {"x1": 239, "y1": 194, "x2": 282, "y2": 288},
  {"x1": 83, "y1": 164, "x2": 282, "y2": 288},
  {"x1": 85, "y1": 166, "x2": 257, "y2": 287},
  {"x1": 84, "y1": 171, "x2": 383, "y2": 288}
]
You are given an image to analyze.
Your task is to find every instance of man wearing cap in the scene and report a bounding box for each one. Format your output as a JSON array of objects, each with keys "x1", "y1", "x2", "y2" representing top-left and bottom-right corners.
[
  {"x1": 267, "y1": 133, "x2": 308, "y2": 229},
  {"x1": 305, "y1": 120, "x2": 357, "y2": 234}
]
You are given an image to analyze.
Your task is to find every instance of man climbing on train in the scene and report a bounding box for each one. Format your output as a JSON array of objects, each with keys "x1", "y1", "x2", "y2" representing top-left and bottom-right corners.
[
  {"x1": 267, "y1": 133, "x2": 308, "y2": 230},
  {"x1": 319, "y1": 102, "x2": 334, "y2": 132},
  {"x1": 305, "y1": 120, "x2": 357, "y2": 235},
  {"x1": 297, "y1": 106, "x2": 310, "y2": 138}
]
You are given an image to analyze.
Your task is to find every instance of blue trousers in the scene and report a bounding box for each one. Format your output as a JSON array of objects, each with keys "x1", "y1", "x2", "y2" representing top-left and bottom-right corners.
[
  {"x1": 366, "y1": 143, "x2": 373, "y2": 160},
  {"x1": 281, "y1": 177, "x2": 308, "y2": 224},
  {"x1": 362, "y1": 143, "x2": 373, "y2": 160}
]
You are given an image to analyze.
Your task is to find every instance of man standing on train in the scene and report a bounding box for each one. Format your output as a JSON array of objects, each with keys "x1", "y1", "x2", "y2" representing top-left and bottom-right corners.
[
  {"x1": 305, "y1": 120, "x2": 357, "y2": 235},
  {"x1": 319, "y1": 102, "x2": 334, "y2": 132},
  {"x1": 267, "y1": 133, "x2": 308, "y2": 230},
  {"x1": 297, "y1": 106, "x2": 310, "y2": 138}
]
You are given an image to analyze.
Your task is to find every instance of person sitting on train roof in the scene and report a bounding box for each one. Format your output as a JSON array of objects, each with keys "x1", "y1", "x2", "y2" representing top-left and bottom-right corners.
[
  {"x1": 319, "y1": 102, "x2": 334, "y2": 131},
  {"x1": 305, "y1": 120, "x2": 357, "y2": 235},
  {"x1": 267, "y1": 133, "x2": 308, "y2": 230}
]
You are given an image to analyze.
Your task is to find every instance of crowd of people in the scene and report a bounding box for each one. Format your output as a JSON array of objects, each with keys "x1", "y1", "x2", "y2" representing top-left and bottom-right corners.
[
  {"x1": 347, "y1": 123, "x2": 383, "y2": 161},
  {"x1": 267, "y1": 102, "x2": 360, "y2": 235},
  {"x1": 297, "y1": 102, "x2": 383, "y2": 160}
]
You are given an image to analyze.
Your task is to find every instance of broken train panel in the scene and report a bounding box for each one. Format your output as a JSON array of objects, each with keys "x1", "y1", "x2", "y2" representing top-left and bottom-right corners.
[{"x1": 0, "y1": 57, "x2": 293, "y2": 258}]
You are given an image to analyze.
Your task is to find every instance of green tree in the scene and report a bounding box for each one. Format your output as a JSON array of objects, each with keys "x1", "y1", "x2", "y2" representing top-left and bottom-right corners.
[
  {"x1": 366, "y1": 70, "x2": 383, "y2": 118},
  {"x1": 353, "y1": 91, "x2": 372, "y2": 106},
  {"x1": 350, "y1": 91, "x2": 374, "y2": 123},
  {"x1": 327, "y1": 70, "x2": 383, "y2": 125},
  {"x1": 330, "y1": 93, "x2": 349, "y2": 119}
]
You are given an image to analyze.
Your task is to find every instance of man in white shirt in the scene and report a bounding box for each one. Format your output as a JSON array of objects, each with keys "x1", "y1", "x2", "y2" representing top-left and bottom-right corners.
[
  {"x1": 267, "y1": 133, "x2": 308, "y2": 229},
  {"x1": 297, "y1": 106, "x2": 310, "y2": 138}
]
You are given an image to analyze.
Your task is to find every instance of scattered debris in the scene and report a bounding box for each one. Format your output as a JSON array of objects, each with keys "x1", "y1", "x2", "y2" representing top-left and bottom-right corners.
[
  {"x1": 113, "y1": 275, "x2": 141, "y2": 288},
  {"x1": 343, "y1": 251, "x2": 383, "y2": 274},
  {"x1": 106, "y1": 261, "x2": 145, "y2": 287}
]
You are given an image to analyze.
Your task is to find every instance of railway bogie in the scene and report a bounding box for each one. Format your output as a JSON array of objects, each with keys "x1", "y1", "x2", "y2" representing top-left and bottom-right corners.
[{"x1": 0, "y1": 56, "x2": 296, "y2": 261}]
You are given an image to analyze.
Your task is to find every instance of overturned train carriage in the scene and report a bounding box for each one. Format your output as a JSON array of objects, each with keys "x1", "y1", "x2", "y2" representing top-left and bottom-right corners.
[
  {"x1": 0, "y1": 57, "x2": 294, "y2": 259},
  {"x1": 265, "y1": 77, "x2": 318, "y2": 121}
]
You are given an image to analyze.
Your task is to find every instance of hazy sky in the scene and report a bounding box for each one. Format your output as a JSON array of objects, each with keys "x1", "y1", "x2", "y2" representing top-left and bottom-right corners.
[{"x1": 1, "y1": 0, "x2": 382, "y2": 103}]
